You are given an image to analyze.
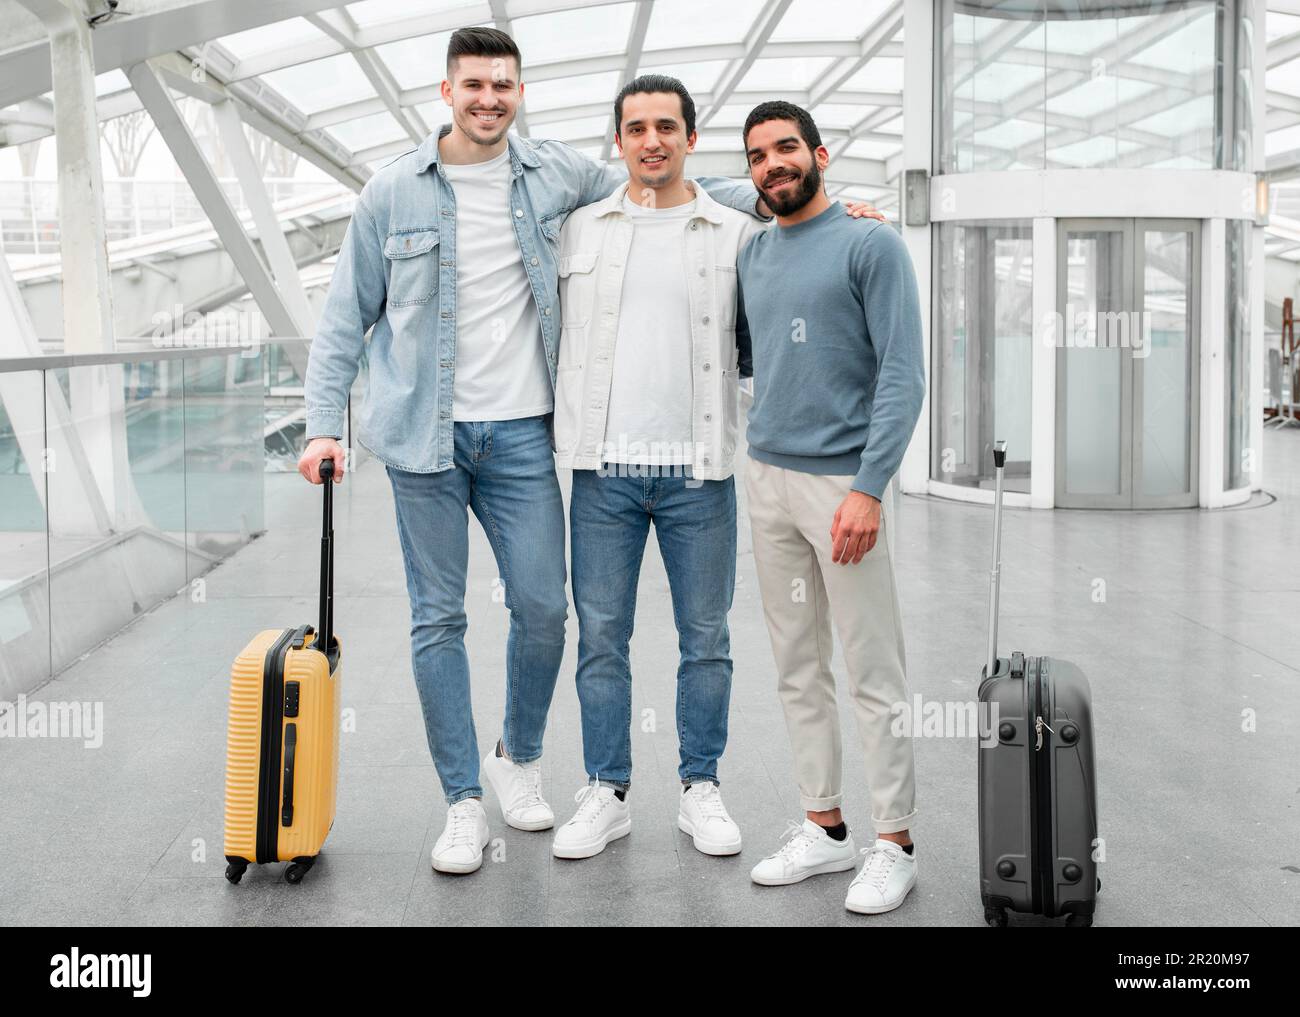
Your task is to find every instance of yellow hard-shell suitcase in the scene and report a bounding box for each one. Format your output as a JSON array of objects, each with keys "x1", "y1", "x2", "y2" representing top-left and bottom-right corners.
[{"x1": 224, "y1": 458, "x2": 341, "y2": 885}]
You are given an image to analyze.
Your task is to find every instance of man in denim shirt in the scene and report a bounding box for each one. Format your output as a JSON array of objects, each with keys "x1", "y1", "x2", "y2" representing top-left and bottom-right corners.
[{"x1": 297, "y1": 27, "x2": 769, "y2": 876}]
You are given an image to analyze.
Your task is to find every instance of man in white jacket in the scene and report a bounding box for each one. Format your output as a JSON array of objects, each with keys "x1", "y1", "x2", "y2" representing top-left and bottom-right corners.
[{"x1": 549, "y1": 75, "x2": 766, "y2": 859}]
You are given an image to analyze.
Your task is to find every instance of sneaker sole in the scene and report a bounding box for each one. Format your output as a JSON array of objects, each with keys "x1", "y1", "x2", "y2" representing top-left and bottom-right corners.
[
  {"x1": 677, "y1": 814, "x2": 742, "y2": 856},
  {"x1": 845, "y1": 872, "x2": 918, "y2": 914},
  {"x1": 552, "y1": 817, "x2": 632, "y2": 859},
  {"x1": 751, "y1": 856, "x2": 857, "y2": 886},
  {"x1": 482, "y1": 753, "x2": 554, "y2": 832}
]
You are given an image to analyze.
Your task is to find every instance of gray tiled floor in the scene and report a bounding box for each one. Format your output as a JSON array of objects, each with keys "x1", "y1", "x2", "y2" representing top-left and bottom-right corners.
[{"x1": 3, "y1": 426, "x2": 1299, "y2": 926}]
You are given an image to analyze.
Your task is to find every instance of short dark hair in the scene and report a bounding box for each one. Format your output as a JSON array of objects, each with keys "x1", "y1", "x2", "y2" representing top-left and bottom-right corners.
[
  {"x1": 613, "y1": 74, "x2": 696, "y2": 140},
  {"x1": 446, "y1": 26, "x2": 521, "y2": 79},
  {"x1": 743, "y1": 101, "x2": 822, "y2": 152}
]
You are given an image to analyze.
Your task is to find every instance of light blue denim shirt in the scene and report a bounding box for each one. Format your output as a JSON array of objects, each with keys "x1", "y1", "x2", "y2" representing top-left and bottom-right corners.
[{"x1": 305, "y1": 124, "x2": 763, "y2": 473}]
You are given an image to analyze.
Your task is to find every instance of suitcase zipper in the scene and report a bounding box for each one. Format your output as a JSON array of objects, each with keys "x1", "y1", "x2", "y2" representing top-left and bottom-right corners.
[
  {"x1": 1033, "y1": 660, "x2": 1055, "y2": 916},
  {"x1": 256, "y1": 628, "x2": 295, "y2": 864}
]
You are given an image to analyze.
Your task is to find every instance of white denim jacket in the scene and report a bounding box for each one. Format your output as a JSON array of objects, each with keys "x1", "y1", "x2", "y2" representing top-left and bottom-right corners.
[{"x1": 552, "y1": 179, "x2": 767, "y2": 481}]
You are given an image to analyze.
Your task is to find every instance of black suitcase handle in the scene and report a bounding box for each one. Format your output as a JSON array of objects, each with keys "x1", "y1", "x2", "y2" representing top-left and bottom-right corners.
[
  {"x1": 986, "y1": 440, "x2": 1007, "y2": 678},
  {"x1": 318, "y1": 458, "x2": 336, "y2": 657}
]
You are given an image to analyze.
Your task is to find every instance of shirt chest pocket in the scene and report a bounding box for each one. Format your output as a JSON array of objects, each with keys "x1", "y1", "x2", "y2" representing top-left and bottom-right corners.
[
  {"x1": 558, "y1": 251, "x2": 599, "y2": 327},
  {"x1": 384, "y1": 228, "x2": 440, "y2": 307}
]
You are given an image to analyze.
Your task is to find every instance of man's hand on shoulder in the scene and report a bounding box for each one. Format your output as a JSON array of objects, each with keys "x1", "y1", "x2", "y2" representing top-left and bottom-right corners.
[{"x1": 843, "y1": 200, "x2": 887, "y2": 222}]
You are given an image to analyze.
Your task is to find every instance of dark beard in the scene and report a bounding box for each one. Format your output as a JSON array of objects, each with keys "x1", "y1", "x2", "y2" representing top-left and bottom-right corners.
[{"x1": 761, "y1": 161, "x2": 822, "y2": 216}]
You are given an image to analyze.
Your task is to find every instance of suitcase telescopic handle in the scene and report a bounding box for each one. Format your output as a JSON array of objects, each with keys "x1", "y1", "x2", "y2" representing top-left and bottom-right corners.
[
  {"x1": 985, "y1": 441, "x2": 1007, "y2": 679},
  {"x1": 318, "y1": 457, "x2": 335, "y2": 657}
]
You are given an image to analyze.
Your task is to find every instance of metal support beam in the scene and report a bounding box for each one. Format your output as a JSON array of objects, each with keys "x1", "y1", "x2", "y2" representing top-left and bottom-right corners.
[
  {"x1": 488, "y1": 0, "x2": 529, "y2": 137},
  {"x1": 212, "y1": 97, "x2": 316, "y2": 334},
  {"x1": 127, "y1": 59, "x2": 308, "y2": 359},
  {"x1": 697, "y1": 0, "x2": 793, "y2": 130},
  {"x1": 602, "y1": 0, "x2": 653, "y2": 159}
]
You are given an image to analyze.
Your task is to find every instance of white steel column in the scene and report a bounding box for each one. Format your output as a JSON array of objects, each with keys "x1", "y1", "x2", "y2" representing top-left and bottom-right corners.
[
  {"x1": 1030, "y1": 217, "x2": 1056, "y2": 508},
  {"x1": 898, "y1": 0, "x2": 932, "y2": 496},
  {"x1": 1201, "y1": 218, "x2": 1227, "y2": 508},
  {"x1": 1251, "y1": 0, "x2": 1267, "y2": 494}
]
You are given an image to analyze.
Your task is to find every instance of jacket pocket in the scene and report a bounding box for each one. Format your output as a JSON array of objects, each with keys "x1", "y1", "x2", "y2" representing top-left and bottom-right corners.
[
  {"x1": 558, "y1": 251, "x2": 599, "y2": 327},
  {"x1": 715, "y1": 264, "x2": 738, "y2": 329},
  {"x1": 384, "y1": 228, "x2": 440, "y2": 307},
  {"x1": 552, "y1": 364, "x2": 584, "y2": 454}
]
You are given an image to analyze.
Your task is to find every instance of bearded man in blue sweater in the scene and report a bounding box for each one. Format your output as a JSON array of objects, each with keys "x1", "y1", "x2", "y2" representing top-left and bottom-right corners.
[{"x1": 738, "y1": 102, "x2": 926, "y2": 916}]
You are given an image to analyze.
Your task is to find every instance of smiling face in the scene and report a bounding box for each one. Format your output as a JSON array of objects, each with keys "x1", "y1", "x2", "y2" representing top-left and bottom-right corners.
[
  {"x1": 745, "y1": 118, "x2": 828, "y2": 216},
  {"x1": 616, "y1": 91, "x2": 696, "y2": 192},
  {"x1": 441, "y1": 54, "x2": 523, "y2": 147}
]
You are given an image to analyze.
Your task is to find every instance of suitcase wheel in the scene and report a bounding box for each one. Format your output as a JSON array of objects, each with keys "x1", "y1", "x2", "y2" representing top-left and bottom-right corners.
[
  {"x1": 1066, "y1": 914, "x2": 1093, "y2": 928},
  {"x1": 225, "y1": 860, "x2": 248, "y2": 885},
  {"x1": 984, "y1": 906, "x2": 1008, "y2": 928},
  {"x1": 284, "y1": 855, "x2": 317, "y2": 885}
]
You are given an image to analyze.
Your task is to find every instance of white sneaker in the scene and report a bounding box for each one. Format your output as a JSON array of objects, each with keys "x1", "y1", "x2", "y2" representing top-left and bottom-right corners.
[
  {"x1": 677, "y1": 782, "x2": 742, "y2": 856},
  {"x1": 482, "y1": 747, "x2": 554, "y2": 831},
  {"x1": 551, "y1": 782, "x2": 631, "y2": 859},
  {"x1": 845, "y1": 838, "x2": 917, "y2": 914},
  {"x1": 749, "y1": 819, "x2": 858, "y2": 886},
  {"x1": 431, "y1": 798, "x2": 490, "y2": 875}
]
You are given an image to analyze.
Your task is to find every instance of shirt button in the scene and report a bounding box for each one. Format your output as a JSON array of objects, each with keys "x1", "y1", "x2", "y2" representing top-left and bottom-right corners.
[
  {"x1": 702, "y1": 315, "x2": 711, "y2": 324},
  {"x1": 703, "y1": 457, "x2": 711, "y2": 465},
  {"x1": 704, "y1": 413, "x2": 712, "y2": 421},
  {"x1": 544, "y1": 307, "x2": 552, "y2": 316},
  {"x1": 703, "y1": 363, "x2": 711, "y2": 372},
  {"x1": 404, "y1": 237, "x2": 411, "y2": 249},
  {"x1": 515, "y1": 209, "x2": 524, "y2": 218},
  {"x1": 531, "y1": 257, "x2": 539, "y2": 266},
  {"x1": 690, "y1": 222, "x2": 698, "y2": 230}
]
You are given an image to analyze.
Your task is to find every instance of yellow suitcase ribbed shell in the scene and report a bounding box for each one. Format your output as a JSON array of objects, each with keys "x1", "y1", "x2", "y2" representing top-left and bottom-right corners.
[{"x1": 223, "y1": 627, "x2": 342, "y2": 865}]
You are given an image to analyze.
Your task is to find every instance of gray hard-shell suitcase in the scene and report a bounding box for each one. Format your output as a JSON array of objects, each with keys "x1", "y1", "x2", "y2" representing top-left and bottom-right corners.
[{"x1": 977, "y1": 441, "x2": 1100, "y2": 927}]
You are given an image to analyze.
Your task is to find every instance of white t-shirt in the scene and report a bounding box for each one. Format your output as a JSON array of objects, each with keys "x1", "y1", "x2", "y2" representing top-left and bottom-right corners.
[
  {"x1": 440, "y1": 148, "x2": 553, "y2": 422},
  {"x1": 601, "y1": 194, "x2": 697, "y2": 465}
]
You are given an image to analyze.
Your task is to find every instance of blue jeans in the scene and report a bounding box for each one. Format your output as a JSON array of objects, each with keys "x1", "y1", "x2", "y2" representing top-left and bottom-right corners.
[
  {"x1": 386, "y1": 416, "x2": 568, "y2": 805},
  {"x1": 569, "y1": 466, "x2": 736, "y2": 792}
]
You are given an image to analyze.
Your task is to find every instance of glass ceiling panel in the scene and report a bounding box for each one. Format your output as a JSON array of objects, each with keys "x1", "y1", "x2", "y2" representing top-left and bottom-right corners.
[
  {"x1": 804, "y1": 104, "x2": 876, "y2": 130},
  {"x1": 218, "y1": 17, "x2": 329, "y2": 62},
  {"x1": 326, "y1": 112, "x2": 407, "y2": 152},
  {"x1": 643, "y1": 0, "x2": 765, "y2": 50},
  {"x1": 841, "y1": 56, "x2": 904, "y2": 92},
  {"x1": 536, "y1": 114, "x2": 608, "y2": 144},
  {"x1": 522, "y1": 72, "x2": 621, "y2": 112},
  {"x1": 1268, "y1": 12, "x2": 1300, "y2": 41},
  {"x1": 1126, "y1": 10, "x2": 1216, "y2": 73},
  {"x1": 414, "y1": 102, "x2": 455, "y2": 130},
  {"x1": 1267, "y1": 122, "x2": 1300, "y2": 157},
  {"x1": 737, "y1": 57, "x2": 837, "y2": 91},
  {"x1": 1047, "y1": 76, "x2": 1155, "y2": 120},
  {"x1": 770, "y1": 0, "x2": 895, "y2": 43},
  {"x1": 261, "y1": 54, "x2": 376, "y2": 115},
  {"x1": 347, "y1": 0, "x2": 487, "y2": 29},
  {"x1": 1268, "y1": 62, "x2": 1300, "y2": 97},
  {"x1": 377, "y1": 30, "x2": 461, "y2": 91},
  {"x1": 511, "y1": 3, "x2": 636, "y2": 63},
  {"x1": 94, "y1": 69, "x2": 129, "y2": 97},
  {"x1": 1126, "y1": 95, "x2": 1214, "y2": 139},
  {"x1": 639, "y1": 61, "x2": 730, "y2": 94},
  {"x1": 844, "y1": 139, "x2": 902, "y2": 162}
]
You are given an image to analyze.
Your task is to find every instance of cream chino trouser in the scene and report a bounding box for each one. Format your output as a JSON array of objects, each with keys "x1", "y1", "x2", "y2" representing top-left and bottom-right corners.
[{"x1": 744, "y1": 456, "x2": 917, "y2": 833}]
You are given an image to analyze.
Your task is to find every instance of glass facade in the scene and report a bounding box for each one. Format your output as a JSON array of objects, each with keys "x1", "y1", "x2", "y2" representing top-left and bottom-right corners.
[
  {"x1": 1225, "y1": 217, "x2": 1252, "y2": 490},
  {"x1": 936, "y1": 0, "x2": 1235, "y2": 174},
  {"x1": 932, "y1": 220, "x2": 1034, "y2": 492}
]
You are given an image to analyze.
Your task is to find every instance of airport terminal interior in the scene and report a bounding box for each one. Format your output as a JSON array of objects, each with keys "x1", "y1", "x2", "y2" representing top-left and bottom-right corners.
[{"x1": 0, "y1": 0, "x2": 1297, "y2": 925}]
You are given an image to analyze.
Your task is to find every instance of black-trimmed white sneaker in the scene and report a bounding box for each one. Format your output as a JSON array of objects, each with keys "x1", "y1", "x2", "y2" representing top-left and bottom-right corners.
[
  {"x1": 552, "y1": 782, "x2": 631, "y2": 859},
  {"x1": 482, "y1": 748, "x2": 553, "y2": 831},
  {"x1": 844, "y1": 838, "x2": 917, "y2": 914},
  {"x1": 677, "y1": 782, "x2": 742, "y2": 856}
]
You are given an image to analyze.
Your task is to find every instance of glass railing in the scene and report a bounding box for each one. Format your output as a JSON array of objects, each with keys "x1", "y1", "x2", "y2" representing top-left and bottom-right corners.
[{"x1": 0, "y1": 339, "x2": 363, "y2": 701}]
